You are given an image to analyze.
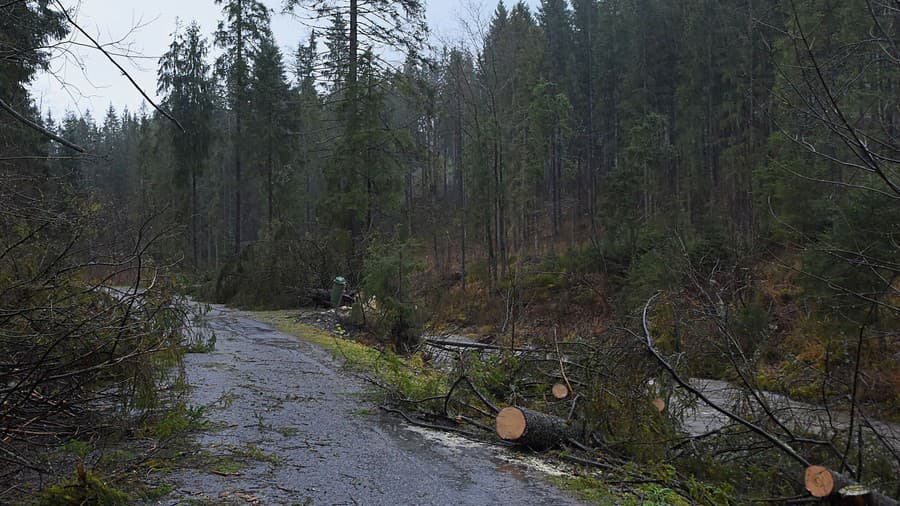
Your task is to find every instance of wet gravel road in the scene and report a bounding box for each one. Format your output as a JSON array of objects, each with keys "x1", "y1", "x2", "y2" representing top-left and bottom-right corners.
[{"x1": 157, "y1": 305, "x2": 584, "y2": 505}]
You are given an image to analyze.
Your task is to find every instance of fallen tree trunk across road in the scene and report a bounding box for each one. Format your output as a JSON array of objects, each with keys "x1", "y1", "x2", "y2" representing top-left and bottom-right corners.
[{"x1": 495, "y1": 406, "x2": 577, "y2": 450}]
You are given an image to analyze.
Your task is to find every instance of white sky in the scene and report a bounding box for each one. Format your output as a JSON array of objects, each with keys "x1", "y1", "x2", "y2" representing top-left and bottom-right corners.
[{"x1": 30, "y1": 0, "x2": 539, "y2": 119}]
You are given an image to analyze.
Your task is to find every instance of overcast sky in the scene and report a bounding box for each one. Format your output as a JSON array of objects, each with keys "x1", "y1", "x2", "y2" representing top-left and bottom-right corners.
[{"x1": 30, "y1": 0, "x2": 539, "y2": 119}]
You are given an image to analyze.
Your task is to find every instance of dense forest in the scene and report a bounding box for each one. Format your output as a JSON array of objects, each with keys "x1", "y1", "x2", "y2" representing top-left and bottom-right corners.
[{"x1": 2, "y1": 0, "x2": 899, "y2": 503}]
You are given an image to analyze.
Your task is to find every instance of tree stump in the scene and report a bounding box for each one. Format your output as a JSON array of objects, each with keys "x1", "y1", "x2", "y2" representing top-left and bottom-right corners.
[{"x1": 495, "y1": 406, "x2": 575, "y2": 450}]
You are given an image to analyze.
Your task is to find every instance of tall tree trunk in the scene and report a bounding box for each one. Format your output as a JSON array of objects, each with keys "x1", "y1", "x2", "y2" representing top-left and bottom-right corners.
[
  {"x1": 456, "y1": 114, "x2": 466, "y2": 292},
  {"x1": 496, "y1": 138, "x2": 507, "y2": 279},
  {"x1": 586, "y1": 1, "x2": 597, "y2": 236},
  {"x1": 233, "y1": 0, "x2": 244, "y2": 256},
  {"x1": 461, "y1": 220, "x2": 467, "y2": 292},
  {"x1": 349, "y1": 0, "x2": 358, "y2": 93},
  {"x1": 192, "y1": 167, "x2": 198, "y2": 266},
  {"x1": 305, "y1": 170, "x2": 312, "y2": 233},
  {"x1": 486, "y1": 208, "x2": 495, "y2": 289},
  {"x1": 267, "y1": 150, "x2": 273, "y2": 226}
]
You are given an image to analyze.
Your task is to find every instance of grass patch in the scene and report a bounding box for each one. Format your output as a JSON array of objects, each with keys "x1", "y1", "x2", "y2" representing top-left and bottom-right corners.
[{"x1": 251, "y1": 311, "x2": 447, "y2": 404}]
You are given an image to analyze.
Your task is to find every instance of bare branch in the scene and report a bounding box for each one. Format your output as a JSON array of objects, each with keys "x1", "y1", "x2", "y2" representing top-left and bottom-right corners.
[
  {"x1": 640, "y1": 293, "x2": 812, "y2": 468},
  {"x1": 0, "y1": 96, "x2": 85, "y2": 152},
  {"x1": 52, "y1": 0, "x2": 184, "y2": 131}
]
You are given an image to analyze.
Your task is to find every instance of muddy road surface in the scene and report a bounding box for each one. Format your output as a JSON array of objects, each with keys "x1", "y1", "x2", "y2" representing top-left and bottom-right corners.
[{"x1": 155, "y1": 305, "x2": 583, "y2": 505}]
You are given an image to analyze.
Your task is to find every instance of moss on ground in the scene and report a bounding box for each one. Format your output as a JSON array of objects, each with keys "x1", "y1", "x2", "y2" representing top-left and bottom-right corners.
[{"x1": 34, "y1": 469, "x2": 131, "y2": 506}]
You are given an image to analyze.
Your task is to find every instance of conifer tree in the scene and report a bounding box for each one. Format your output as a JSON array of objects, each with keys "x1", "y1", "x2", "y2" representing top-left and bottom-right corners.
[
  {"x1": 214, "y1": 0, "x2": 272, "y2": 254},
  {"x1": 158, "y1": 21, "x2": 216, "y2": 264}
]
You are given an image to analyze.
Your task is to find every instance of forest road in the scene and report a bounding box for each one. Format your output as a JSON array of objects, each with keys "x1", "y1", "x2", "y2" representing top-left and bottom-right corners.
[{"x1": 154, "y1": 304, "x2": 584, "y2": 505}]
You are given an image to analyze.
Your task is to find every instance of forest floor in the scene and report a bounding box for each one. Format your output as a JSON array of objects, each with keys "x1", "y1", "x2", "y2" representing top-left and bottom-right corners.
[{"x1": 148, "y1": 304, "x2": 587, "y2": 505}]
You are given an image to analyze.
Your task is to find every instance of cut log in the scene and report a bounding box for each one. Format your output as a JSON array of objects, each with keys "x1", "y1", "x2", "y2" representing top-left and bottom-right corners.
[
  {"x1": 651, "y1": 397, "x2": 666, "y2": 413},
  {"x1": 806, "y1": 465, "x2": 844, "y2": 498},
  {"x1": 551, "y1": 383, "x2": 570, "y2": 400},
  {"x1": 804, "y1": 466, "x2": 900, "y2": 506},
  {"x1": 495, "y1": 406, "x2": 575, "y2": 450}
]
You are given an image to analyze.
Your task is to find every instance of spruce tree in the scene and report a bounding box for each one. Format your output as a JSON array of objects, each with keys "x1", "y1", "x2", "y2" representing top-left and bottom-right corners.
[
  {"x1": 214, "y1": 0, "x2": 272, "y2": 254},
  {"x1": 158, "y1": 21, "x2": 216, "y2": 264}
]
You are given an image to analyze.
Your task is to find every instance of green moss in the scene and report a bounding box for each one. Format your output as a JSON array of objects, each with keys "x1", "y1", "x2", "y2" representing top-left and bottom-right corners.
[
  {"x1": 211, "y1": 459, "x2": 244, "y2": 475},
  {"x1": 143, "y1": 484, "x2": 174, "y2": 500},
  {"x1": 549, "y1": 475, "x2": 622, "y2": 504},
  {"x1": 35, "y1": 469, "x2": 131, "y2": 506},
  {"x1": 551, "y1": 475, "x2": 697, "y2": 506}
]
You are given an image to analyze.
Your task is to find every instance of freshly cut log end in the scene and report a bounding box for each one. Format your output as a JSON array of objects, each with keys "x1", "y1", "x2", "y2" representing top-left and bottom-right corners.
[
  {"x1": 804, "y1": 466, "x2": 900, "y2": 506},
  {"x1": 651, "y1": 397, "x2": 666, "y2": 413},
  {"x1": 495, "y1": 406, "x2": 576, "y2": 450},
  {"x1": 496, "y1": 406, "x2": 527, "y2": 441},
  {"x1": 551, "y1": 383, "x2": 570, "y2": 400},
  {"x1": 805, "y1": 465, "x2": 835, "y2": 498}
]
